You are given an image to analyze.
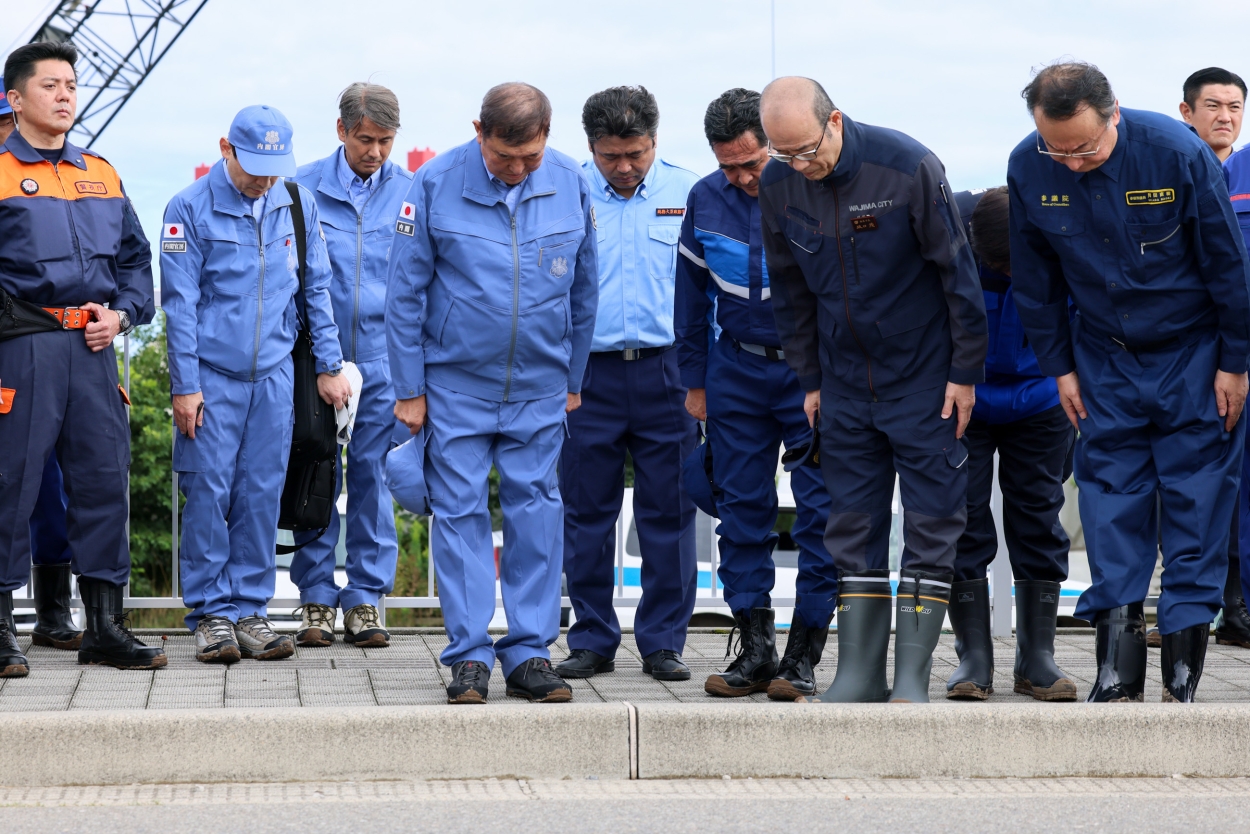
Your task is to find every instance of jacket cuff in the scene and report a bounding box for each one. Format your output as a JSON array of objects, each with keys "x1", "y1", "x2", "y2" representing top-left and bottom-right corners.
[
  {"x1": 679, "y1": 366, "x2": 707, "y2": 389},
  {"x1": 1219, "y1": 348, "x2": 1249, "y2": 375},
  {"x1": 948, "y1": 365, "x2": 985, "y2": 385},
  {"x1": 797, "y1": 371, "x2": 822, "y2": 392},
  {"x1": 393, "y1": 370, "x2": 426, "y2": 400},
  {"x1": 1036, "y1": 352, "x2": 1077, "y2": 378}
]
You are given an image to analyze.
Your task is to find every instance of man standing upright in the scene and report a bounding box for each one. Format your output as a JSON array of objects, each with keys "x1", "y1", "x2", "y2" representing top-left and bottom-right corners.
[
  {"x1": 292, "y1": 83, "x2": 412, "y2": 649},
  {"x1": 759, "y1": 77, "x2": 987, "y2": 704},
  {"x1": 1009, "y1": 62, "x2": 1250, "y2": 703},
  {"x1": 556, "y1": 86, "x2": 700, "y2": 684},
  {"x1": 388, "y1": 83, "x2": 598, "y2": 704}
]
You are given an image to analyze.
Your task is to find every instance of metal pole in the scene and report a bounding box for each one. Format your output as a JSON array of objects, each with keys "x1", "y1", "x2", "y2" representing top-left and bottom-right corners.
[
  {"x1": 989, "y1": 452, "x2": 1013, "y2": 637},
  {"x1": 123, "y1": 333, "x2": 131, "y2": 598},
  {"x1": 171, "y1": 436, "x2": 179, "y2": 600},
  {"x1": 616, "y1": 510, "x2": 625, "y2": 598},
  {"x1": 709, "y1": 512, "x2": 719, "y2": 597},
  {"x1": 770, "y1": 0, "x2": 776, "y2": 80},
  {"x1": 427, "y1": 521, "x2": 435, "y2": 600}
]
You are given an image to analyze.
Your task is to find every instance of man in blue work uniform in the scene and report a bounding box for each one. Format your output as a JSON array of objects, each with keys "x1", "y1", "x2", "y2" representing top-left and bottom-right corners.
[
  {"x1": 674, "y1": 88, "x2": 838, "y2": 700},
  {"x1": 1009, "y1": 62, "x2": 1250, "y2": 703},
  {"x1": 1223, "y1": 125, "x2": 1250, "y2": 642},
  {"x1": 1, "y1": 42, "x2": 164, "y2": 674},
  {"x1": 945, "y1": 187, "x2": 1077, "y2": 702},
  {"x1": 162, "y1": 105, "x2": 350, "y2": 665},
  {"x1": 556, "y1": 86, "x2": 700, "y2": 683},
  {"x1": 759, "y1": 77, "x2": 987, "y2": 704},
  {"x1": 291, "y1": 83, "x2": 412, "y2": 649},
  {"x1": 388, "y1": 83, "x2": 598, "y2": 703}
]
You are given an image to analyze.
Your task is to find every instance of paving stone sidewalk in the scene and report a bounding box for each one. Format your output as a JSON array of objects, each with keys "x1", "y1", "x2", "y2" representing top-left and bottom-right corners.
[{"x1": 3, "y1": 628, "x2": 1250, "y2": 711}]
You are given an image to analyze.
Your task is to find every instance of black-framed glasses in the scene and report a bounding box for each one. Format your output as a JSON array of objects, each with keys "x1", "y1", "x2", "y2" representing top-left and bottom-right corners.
[
  {"x1": 1035, "y1": 121, "x2": 1110, "y2": 159},
  {"x1": 767, "y1": 125, "x2": 828, "y2": 163}
]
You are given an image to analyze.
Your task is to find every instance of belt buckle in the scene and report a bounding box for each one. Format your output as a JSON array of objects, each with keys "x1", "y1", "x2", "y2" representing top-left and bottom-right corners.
[
  {"x1": 60, "y1": 306, "x2": 82, "y2": 330},
  {"x1": 622, "y1": 348, "x2": 640, "y2": 361}
]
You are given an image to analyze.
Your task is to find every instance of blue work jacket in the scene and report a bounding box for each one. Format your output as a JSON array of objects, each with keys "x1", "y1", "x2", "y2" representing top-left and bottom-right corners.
[
  {"x1": 1226, "y1": 145, "x2": 1250, "y2": 253},
  {"x1": 953, "y1": 189, "x2": 1059, "y2": 424},
  {"x1": 160, "y1": 160, "x2": 343, "y2": 396},
  {"x1": 582, "y1": 158, "x2": 697, "y2": 352},
  {"x1": 675, "y1": 170, "x2": 780, "y2": 389},
  {"x1": 1007, "y1": 108, "x2": 1250, "y2": 377},
  {"x1": 386, "y1": 139, "x2": 598, "y2": 403},
  {"x1": 0, "y1": 131, "x2": 153, "y2": 326},
  {"x1": 294, "y1": 153, "x2": 412, "y2": 364}
]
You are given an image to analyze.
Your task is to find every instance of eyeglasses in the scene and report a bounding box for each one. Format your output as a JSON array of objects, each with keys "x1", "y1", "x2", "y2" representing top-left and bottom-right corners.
[
  {"x1": 767, "y1": 125, "x2": 828, "y2": 163},
  {"x1": 1035, "y1": 121, "x2": 1110, "y2": 159}
]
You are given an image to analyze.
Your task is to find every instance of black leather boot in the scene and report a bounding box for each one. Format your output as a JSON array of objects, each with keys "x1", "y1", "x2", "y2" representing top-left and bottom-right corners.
[
  {"x1": 767, "y1": 610, "x2": 832, "y2": 701},
  {"x1": 1214, "y1": 555, "x2": 1250, "y2": 649},
  {"x1": 1087, "y1": 603, "x2": 1146, "y2": 702},
  {"x1": 31, "y1": 565, "x2": 83, "y2": 651},
  {"x1": 1, "y1": 591, "x2": 30, "y2": 678},
  {"x1": 1160, "y1": 624, "x2": 1208, "y2": 703},
  {"x1": 813, "y1": 570, "x2": 893, "y2": 703},
  {"x1": 77, "y1": 578, "x2": 167, "y2": 669},
  {"x1": 1013, "y1": 580, "x2": 1077, "y2": 701},
  {"x1": 704, "y1": 608, "x2": 777, "y2": 697},
  {"x1": 890, "y1": 571, "x2": 952, "y2": 704},
  {"x1": 946, "y1": 578, "x2": 994, "y2": 700}
]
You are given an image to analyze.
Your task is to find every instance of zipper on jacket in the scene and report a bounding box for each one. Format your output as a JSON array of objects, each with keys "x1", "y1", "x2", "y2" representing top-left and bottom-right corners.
[
  {"x1": 352, "y1": 213, "x2": 362, "y2": 362},
  {"x1": 1139, "y1": 225, "x2": 1180, "y2": 255},
  {"x1": 53, "y1": 162, "x2": 89, "y2": 292},
  {"x1": 831, "y1": 189, "x2": 876, "y2": 400},
  {"x1": 250, "y1": 216, "x2": 266, "y2": 381},
  {"x1": 850, "y1": 236, "x2": 860, "y2": 291},
  {"x1": 502, "y1": 212, "x2": 521, "y2": 401}
]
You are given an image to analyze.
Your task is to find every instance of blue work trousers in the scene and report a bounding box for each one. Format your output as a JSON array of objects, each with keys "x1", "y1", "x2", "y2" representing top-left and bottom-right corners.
[
  {"x1": 0, "y1": 333, "x2": 130, "y2": 591},
  {"x1": 290, "y1": 357, "x2": 399, "y2": 611},
  {"x1": 561, "y1": 349, "x2": 698, "y2": 659},
  {"x1": 1074, "y1": 330, "x2": 1243, "y2": 633},
  {"x1": 175, "y1": 359, "x2": 294, "y2": 630},
  {"x1": 706, "y1": 337, "x2": 838, "y2": 622},
  {"x1": 30, "y1": 453, "x2": 73, "y2": 566},
  {"x1": 819, "y1": 384, "x2": 969, "y2": 574},
  {"x1": 955, "y1": 405, "x2": 1075, "y2": 582},
  {"x1": 424, "y1": 383, "x2": 566, "y2": 677}
]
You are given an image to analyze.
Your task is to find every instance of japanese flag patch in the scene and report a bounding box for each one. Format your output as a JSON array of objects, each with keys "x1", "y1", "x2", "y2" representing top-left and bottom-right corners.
[
  {"x1": 396, "y1": 202, "x2": 416, "y2": 236},
  {"x1": 162, "y1": 222, "x2": 186, "y2": 253}
]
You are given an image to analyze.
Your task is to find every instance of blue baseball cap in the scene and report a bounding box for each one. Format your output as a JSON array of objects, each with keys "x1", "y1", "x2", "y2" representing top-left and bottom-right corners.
[
  {"x1": 682, "y1": 439, "x2": 721, "y2": 519},
  {"x1": 227, "y1": 104, "x2": 295, "y2": 177},
  {"x1": 781, "y1": 424, "x2": 822, "y2": 472},
  {"x1": 386, "y1": 428, "x2": 431, "y2": 516},
  {"x1": 0, "y1": 77, "x2": 12, "y2": 117}
]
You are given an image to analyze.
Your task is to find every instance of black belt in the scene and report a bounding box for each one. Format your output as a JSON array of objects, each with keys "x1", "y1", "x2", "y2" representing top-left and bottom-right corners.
[
  {"x1": 1109, "y1": 334, "x2": 1181, "y2": 353},
  {"x1": 594, "y1": 344, "x2": 673, "y2": 361},
  {"x1": 731, "y1": 340, "x2": 786, "y2": 361}
]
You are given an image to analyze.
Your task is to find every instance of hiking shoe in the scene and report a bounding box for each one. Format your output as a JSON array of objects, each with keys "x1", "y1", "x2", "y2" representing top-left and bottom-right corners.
[
  {"x1": 344, "y1": 603, "x2": 389, "y2": 647},
  {"x1": 506, "y1": 657, "x2": 573, "y2": 702},
  {"x1": 235, "y1": 616, "x2": 294, "y2": 660},
  {"x1": 195, "y1": 615, "x2": 241, "y2": 664},
  {"x1": 294, "y1": 603, "x2": 336, "y2": 647},
  {"x1": 448, "y1": 660, "x2": 491, "y2": 704}
]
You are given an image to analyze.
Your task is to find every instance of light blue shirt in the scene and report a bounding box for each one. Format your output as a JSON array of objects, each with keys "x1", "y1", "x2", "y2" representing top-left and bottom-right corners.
[
  {"x1": 336, "y1": 145, "x2": 381, "y2": 213},
  {"x1": 582, "y1": 157, "x2": 699, "y2": 351},
  {"x1": 482, "y1": 149, "x2": 525, "y2": 214}
]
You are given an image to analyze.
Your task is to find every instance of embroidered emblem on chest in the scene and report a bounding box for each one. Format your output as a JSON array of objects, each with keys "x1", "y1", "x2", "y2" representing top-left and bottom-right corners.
[
  {"x1": 550, "y1": 256, "x2": 569, "y2": 278},
  {"x1": 655, "y1": 207, "x2": 685, "y2": 216},
  {"x1": 20, "y1": 179, "x2": 38, "y2": 195}
]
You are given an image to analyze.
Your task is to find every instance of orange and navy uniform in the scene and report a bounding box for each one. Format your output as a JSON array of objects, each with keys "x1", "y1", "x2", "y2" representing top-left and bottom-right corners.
[{"x1": 0, "y1": 130, "x2": 153, "y2": 324}]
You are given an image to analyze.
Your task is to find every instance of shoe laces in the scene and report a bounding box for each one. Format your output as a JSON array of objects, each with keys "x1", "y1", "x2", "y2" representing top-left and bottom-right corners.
[
  {"x1": 111, "y1": 610, "x2": 140, "y2": 640},
  {"x1": 347, "y1": 604, "x2": 380, "y2": 630},
  {"x1": 724, "y1": 618, "x2": 754, "y2": 665},
  {"x1": 908, "y1": 572, "x2": 929, "y2": 629},
  {"x1": 238, "y1": 615, "x2": 278, "y2": 639},
  {"x1": 526, "y1": 657, "x2": 562, "y2": 684},
  {"x1": 200, "y1": 616, "x2": 235, "y2": 642},
  {"x1": 457, "y1": 661, "x2": 490, "y2": 687},
  {"x1": 292, "y1": 603, "x2": 336, "y2": 630}
]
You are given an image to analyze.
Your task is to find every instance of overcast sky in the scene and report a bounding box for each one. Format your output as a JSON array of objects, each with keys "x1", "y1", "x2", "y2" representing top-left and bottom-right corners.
[{"x1": 5, "y1": 0, "x2": 1250, "y2": 256}]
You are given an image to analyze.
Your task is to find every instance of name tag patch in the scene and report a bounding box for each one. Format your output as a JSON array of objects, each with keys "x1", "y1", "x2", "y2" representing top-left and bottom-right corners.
[
  {"x1": 655, "y1": 207, "x2": 685, "y2": 216},
  {"x1": 162, "y1": 241, "x2": 187, "y2": 253},
  {"x1": 75, "y1": 181, "x2": 107, "y2": 195},
  {"x1": 851, "y1": 215, "x2": 878, "y2": 232},
  {"x1": 1126, "y1": 188, "x2": 1175, "y2": 206},
  {"x1": 1040, "y1": 194, "x2": 1070, "y2": 207},
  {"x1": 395, "y1": 220, "x2": 415, "y2": 236}
]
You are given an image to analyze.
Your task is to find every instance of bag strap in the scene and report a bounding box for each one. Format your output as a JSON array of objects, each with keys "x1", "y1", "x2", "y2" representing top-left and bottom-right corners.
[{"x1": 284, "y1": 180, "x2": 309, "y2": 328}]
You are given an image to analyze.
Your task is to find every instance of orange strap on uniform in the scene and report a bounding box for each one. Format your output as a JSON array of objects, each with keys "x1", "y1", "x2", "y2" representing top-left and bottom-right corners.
[{"x1": 42, "y1": 307, "x2": 91, "y2": 330}]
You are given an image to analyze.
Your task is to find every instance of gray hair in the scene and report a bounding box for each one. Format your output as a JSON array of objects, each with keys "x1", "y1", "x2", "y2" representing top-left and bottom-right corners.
[{"x1": 338, "y1": 82, "x2": 401, "y2": 133}]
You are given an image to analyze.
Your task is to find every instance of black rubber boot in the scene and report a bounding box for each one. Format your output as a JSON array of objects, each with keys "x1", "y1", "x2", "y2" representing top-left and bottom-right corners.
[
  {"x1": 946, "y1": 578, "x2": 994, "y2": 700},
  {"x1": 1, "y1": 591, "x2": 30, "y2": 678},
  {"x1": 77, "y1": 578, "x2": 167, "y2": 670},
  {"x1": 890, "y1": 571, "x2": 952, "y2": 704},
  {"x1": 1013, "y1": 580, "x2": 1077, "y2": 701},
  {"x1": 1214, "y1": 555, "x2": 1250, "y2": 649},
  {"x1": 813, "y1": 570, "x2": 893, "y2": 703},
  {"x1": 1086, "y1": 603, "x2": 1146, "y2": 703},
  {"x1": 31, "y1": 565, "x2": 83, "y2": 651},
  {"x1": 704, "y1": 608, "x2": 777, "y2": 697},
  {"x1": 1160, "y1": 624, "x2": 1209, "y2": 703},
  {"x1": 767, "y1": 610, "x2": 832, "y2": 701}
]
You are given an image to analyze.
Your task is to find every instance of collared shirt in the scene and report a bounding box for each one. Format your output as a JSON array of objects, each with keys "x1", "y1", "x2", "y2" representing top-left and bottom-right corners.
[
  {"x1": 482, "y1": 150, "x2": 525, "y2": 214},
  {"x1": 582, "y1": 157, "x2": 699, "y2": 352},
  {"x1": 336, "y1": 145, "x2": 381, "y2": 213},
  {"x1": 1008, "y1": 108, "x2": 1250, "y2": 376}
]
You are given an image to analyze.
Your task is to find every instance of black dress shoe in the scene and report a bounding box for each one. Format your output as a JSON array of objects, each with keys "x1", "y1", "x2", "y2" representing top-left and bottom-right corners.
[
  {"x1": 506, "y1": 657, "x2": 572, "y2": 702},
  {"x1": 447, "y1": 660, "x2": 491, "y2": 704},
  {"x1": 643, "y1": 649, "x2": 691, "y2": 681},
  {"x1": 554, "y1": 648, "x2": 615, "y2": 679}
]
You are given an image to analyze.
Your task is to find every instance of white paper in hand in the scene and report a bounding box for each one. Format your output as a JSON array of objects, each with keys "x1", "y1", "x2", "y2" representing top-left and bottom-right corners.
[{"x1": 336, "y1": 362, "x2": 364, "y2": 445}]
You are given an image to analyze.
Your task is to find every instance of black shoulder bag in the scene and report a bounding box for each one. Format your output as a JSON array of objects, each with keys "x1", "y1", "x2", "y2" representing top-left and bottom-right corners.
[{"x1": 277, "y1": 181, "x2": 339, "y2": 554}]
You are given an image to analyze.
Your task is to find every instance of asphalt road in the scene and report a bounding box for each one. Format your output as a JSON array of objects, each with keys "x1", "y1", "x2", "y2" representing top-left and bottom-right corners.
[{"x1": 2, "y1": 778, "x2": 1248, "y2": 833}]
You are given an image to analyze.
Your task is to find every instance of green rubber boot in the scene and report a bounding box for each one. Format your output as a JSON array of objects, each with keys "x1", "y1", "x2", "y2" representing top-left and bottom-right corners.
[
  {"x1": 812, "y1": 570, "x2": 893, "y2": 703},
  {"x1": 889, "y1": 571, "x2": 952, "y2": 704}
]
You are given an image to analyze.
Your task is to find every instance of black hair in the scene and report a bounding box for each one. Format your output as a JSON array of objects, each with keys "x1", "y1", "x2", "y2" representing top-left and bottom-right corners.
[
  {"x1": 1183, "y1": 67, "x2": 1247, "y2": 108},
  {"x1": 703, "y1": 88, "x2": 766, "y2": 147},
  {"x1": 969, "y1": 186, "x2": 1010, "y2": 275},
  {"x1": 4, "y1": 41, "x2": 78, "y2": 96},
  {"x1": 479, "y1": 82, "x2": 551, "y2": 145},
  {"x1": 581, "y1": 86, "x2": 659, "y2": 144},
  {"x1": 1022, "y1": 61, "x2": 1115, "y2": 122}
]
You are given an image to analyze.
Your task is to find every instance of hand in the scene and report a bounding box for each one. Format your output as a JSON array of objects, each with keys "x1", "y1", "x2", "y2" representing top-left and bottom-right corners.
[
  {"x1": 395, "y1": 395, "x2": 427, "y2": 434},
  {"x1": 941, "y1": 382, "x2": 976, "y2": 439},
  {"x1": 685, "y1": 388, "x2": 707, "y2": 421},
  {"x1": 1055, "y1": 372, "x2": 1087, "y2": 431},
  {"x1": 566, "y1": 393, "x2": 582, "y2": 413},
  {"x1": 317, "y1": 372, "x2": 352, "y2": 410},
  {"x1": 173, "y1": 392, "x2": 204, "y2": 440},
  {"x1": 1215, "y1": 370, "x2": 1249, "y2": 432},
  {"x1": 803, "y1": 390, "x2": 820, "y2": 429},
  {"x1": 80, "y1": 302, "x2": 120, "y2": 352}
]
